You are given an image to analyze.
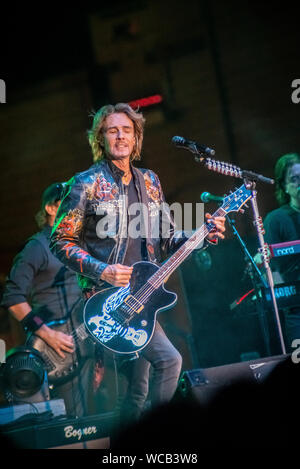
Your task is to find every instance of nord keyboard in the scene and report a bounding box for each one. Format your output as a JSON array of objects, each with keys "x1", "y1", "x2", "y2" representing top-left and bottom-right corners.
[{"x1": 269, "y1": 240, "x2": 300, "y2": 258}]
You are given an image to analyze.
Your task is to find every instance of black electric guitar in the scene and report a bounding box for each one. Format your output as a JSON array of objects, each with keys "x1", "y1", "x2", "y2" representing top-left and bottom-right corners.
[
  {"x1": 26, "y1": 307, "x2": 96, "y2": 385},
  {"x1": 83, "y1": 184, "x2": 252, "y2": 355}
]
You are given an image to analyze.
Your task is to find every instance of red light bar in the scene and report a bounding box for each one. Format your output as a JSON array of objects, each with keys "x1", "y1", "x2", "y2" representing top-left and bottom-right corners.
[{"x1": 128, "y1": 94, "x2": 163, "y2": 109}]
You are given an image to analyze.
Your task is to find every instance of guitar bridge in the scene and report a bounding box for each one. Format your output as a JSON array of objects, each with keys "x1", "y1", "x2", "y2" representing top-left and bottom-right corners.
[{"x1": 124, "y1": 295, "x2": 144, "y2": 314}]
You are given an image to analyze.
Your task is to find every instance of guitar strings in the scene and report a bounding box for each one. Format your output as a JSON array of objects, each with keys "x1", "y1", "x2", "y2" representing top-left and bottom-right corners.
[
  {"x1": 89, "y1": 203, "x2": 230, "y2": 327},
  {"x1": 139, "y1": 206, "x2": 227, "y2": 300},
  {"x1": 125, "y1": 205, "x2": 227, "y2": 309},
  {"x1": 121, "y1": 222, "x2": 212, "y2": 317},
  {"x1": 135, "y1": 224, "x2": 211, "y2": 303},
  {"x1": 121, "y1": 224, "x2": 209, "y2": 317},
  {"x1": 98, "y1": 207, "x2": 226, "y2": 326},
  {"x1": 67, "y1": 324, "x2": 87, "y2": 345},
  {"x1": 86, "y1": 195, "x2": 247, "y2": 336}
]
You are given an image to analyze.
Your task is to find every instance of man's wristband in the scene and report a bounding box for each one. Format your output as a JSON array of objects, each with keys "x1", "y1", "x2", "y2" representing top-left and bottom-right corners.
[{"x1": 20, "y1": 310, "x2": 44, "y2": 333}]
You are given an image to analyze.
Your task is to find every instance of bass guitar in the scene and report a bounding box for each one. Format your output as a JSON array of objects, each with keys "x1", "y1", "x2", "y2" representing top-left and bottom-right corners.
[
  {"x1": 26, "y1": 306, "x2": 96, "y2": 384},
  {"x1": 83, "y1": 184, "x2": 252, "y2": 355}
]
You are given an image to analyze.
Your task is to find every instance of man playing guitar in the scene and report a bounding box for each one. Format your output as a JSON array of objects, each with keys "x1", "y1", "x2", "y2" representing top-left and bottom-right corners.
[{"x1": 50, "y1": 103, "x2": 226, "y2": 424}]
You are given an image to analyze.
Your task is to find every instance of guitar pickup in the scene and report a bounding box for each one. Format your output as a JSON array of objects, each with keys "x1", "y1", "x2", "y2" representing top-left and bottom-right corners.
[{"x1": 124, "y1": 295, "x2": 144, "y2": 314}]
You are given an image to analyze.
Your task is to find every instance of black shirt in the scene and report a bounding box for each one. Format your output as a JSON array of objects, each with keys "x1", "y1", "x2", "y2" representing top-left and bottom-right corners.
[
  {"x1": 122, "y1": 178, "x2": 144, "y2": 267},
  {"x1": 2, "y1": 225, "x2": 82, "y2": 320}
]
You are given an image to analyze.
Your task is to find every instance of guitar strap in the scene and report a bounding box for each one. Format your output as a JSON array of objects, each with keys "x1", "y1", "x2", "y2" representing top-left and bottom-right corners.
[{"x1": 133, "y1": 167, "x2": 157, "y2": 263}]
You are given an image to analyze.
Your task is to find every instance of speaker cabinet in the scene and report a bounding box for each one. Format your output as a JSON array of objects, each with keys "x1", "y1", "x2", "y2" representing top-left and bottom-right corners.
[{"x1": 178, "y1": 354, "x2": 289, "y2": 405}]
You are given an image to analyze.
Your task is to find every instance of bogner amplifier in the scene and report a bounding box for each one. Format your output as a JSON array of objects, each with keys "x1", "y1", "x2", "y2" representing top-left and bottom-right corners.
[{"x1": 1, "y1": 411, "x2": 118, "y2": 449}]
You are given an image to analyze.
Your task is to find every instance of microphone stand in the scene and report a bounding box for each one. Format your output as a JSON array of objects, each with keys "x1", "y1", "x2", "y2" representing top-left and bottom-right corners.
[
  {"x1": 245, "y1": 179, "x2": 286, "y2": 355},
  {"x1": 194, "y1": 152, "x2": 287, "y2": 355},
  {"x1": 226, "y1": 214, "x2": 267, "y2": 288},
  {"x1": 225, "y1": 213, "x2": 272, "y2": 356}
]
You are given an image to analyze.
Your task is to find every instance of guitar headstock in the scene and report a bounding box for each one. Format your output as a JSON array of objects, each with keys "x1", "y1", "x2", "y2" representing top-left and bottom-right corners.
[{"x1": 221, "y1": 185, "x2": 252, "y2": 214}]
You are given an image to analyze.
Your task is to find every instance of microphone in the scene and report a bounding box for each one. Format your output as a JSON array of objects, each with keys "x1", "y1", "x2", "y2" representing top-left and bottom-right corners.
[
  {"x1": 200, "y1": 191, "x2": 224, "y2": 203},
  {"x1": 172, "y1": 136, "x2": 215, "y2": 156}
]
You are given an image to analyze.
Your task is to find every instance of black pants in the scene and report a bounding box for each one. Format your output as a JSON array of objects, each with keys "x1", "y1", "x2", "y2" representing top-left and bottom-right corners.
[{"x1": 118, "y1": 321, "x2": 182, "y2": 424}]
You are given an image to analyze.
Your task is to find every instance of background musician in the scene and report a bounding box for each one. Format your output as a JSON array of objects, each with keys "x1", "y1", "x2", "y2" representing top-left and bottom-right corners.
[
  {"x1": 1, "y1": 182, "x2": 99, "y2": 416},
  {"x1": 263, "y1": 153, "x2": 300, "y2": 352}
]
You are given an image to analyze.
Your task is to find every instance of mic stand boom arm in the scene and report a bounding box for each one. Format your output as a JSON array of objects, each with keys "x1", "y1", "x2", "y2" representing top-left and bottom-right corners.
[{"x1": 194, "y1": 154, "x2": 275, "y2": 185}]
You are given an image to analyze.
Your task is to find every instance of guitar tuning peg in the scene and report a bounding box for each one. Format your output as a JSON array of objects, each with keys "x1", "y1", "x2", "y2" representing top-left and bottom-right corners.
[{"x1": 239, "y1": 208, "x2": 245, "y2": 214}]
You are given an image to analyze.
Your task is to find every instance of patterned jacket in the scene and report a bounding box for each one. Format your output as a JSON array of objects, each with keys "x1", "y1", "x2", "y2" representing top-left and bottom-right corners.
[{"x1": 50, "y1": 158, "x2": 206, "y2": 298}]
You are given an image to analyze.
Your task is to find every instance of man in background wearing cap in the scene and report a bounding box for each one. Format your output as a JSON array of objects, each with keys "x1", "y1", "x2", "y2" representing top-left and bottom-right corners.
[{"x1": 1, "y1": 182, "x2": 98, "y2": 417}]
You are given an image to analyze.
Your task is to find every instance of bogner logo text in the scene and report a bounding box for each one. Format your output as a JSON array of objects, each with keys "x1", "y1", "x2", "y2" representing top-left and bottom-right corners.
[{"x1": 64, "y1": 424, "x2": 97, "y2": 441}]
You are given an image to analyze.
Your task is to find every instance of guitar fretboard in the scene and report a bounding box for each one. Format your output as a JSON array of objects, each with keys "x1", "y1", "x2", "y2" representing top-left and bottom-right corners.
[{"x1": 148, "y1": 206, "x2": 226, "y2": 289}]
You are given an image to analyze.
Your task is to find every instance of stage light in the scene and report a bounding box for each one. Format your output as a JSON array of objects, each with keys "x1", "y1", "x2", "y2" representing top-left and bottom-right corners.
[
  {"x1": 128, "y1": 94, "x2": 163, "y2": 110},
  {"x1": 0, "y1": 346, "x2": 50, "y2": 404}
]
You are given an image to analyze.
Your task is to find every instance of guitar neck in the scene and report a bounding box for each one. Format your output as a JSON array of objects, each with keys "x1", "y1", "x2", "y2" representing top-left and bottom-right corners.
[{"x1": 148, "y1": 206, "x2": 226, "y2": 288}]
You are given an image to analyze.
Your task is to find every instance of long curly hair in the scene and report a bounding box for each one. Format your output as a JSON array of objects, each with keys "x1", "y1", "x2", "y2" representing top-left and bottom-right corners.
[
  {"x1": 275, "y1": 153, "x2": 300, "y2": 206},
  {"x1": 87, "y1": 103, "x2": 145, "y2": 163}
]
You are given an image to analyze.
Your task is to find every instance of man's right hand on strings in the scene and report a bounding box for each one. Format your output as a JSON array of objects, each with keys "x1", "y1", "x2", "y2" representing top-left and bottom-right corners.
[{"x1": 100, "y1": 263, "x2": 133, "y2": 287}]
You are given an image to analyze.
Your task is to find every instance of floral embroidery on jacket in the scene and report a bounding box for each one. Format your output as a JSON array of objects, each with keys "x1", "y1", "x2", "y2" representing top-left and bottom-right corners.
[
  {"x1": 85, "y1": 173, "x2": 118, "y2": 202},
  {"x1": 56, "y1": 208, "x2": 84, "y2": 238},
  {"x1": 144, "y1": 171, "x2": 160, "y2": 203}
]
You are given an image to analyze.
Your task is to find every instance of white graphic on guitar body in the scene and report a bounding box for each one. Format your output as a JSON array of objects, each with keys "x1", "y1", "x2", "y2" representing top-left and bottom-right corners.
[{"x1": 87, "y1": 285, "x2": 148, "y2": 347}]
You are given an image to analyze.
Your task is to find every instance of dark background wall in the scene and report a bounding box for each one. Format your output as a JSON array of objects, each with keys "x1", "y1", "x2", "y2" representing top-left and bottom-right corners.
[{"x1": 1, "y1": 1, "x2": 300, "y2": 369}]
